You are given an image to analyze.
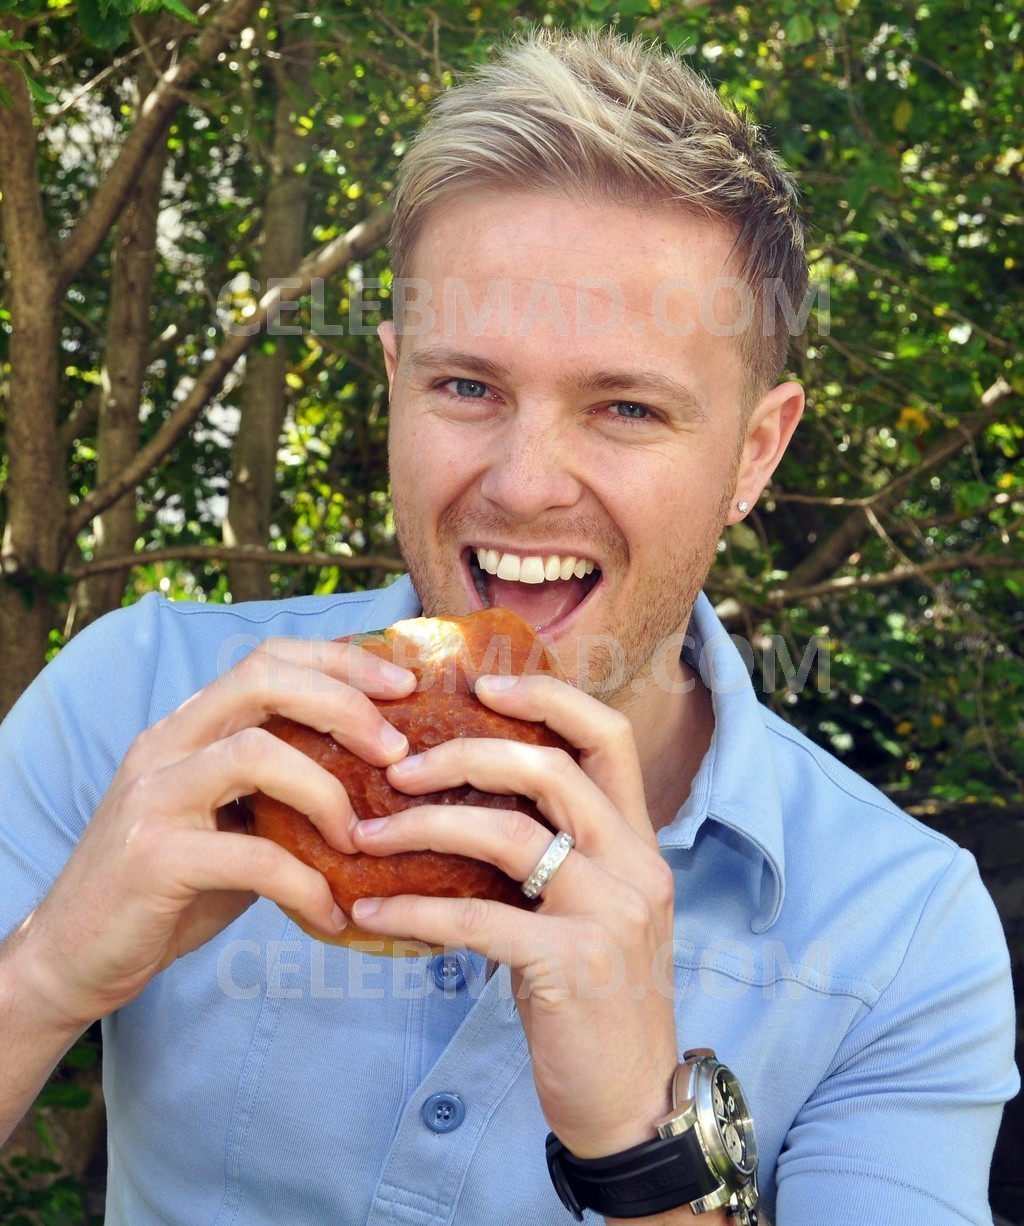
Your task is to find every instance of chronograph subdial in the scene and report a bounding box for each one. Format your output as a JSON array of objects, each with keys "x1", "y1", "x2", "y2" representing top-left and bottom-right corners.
[{"x1": 706, "y1": 1065, "x2": 756, "y2": 1179}]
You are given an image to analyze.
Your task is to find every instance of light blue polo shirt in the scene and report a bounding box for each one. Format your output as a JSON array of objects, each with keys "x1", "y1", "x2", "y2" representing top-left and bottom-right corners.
[{"x1": 0, "y1": 577, "x2": 1016, "y2": 1224}]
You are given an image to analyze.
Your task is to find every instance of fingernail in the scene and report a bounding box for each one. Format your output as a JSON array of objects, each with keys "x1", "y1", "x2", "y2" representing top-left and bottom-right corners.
[
  {"x1": 358, "y1": 816, "x2": 388, "y2": 836},
  {"x1": 380, "y1": 724, "x2": 408, "y2": 752},
  {"x1": 379, "y1": 662, "x2": 415, "y2": 688},
  {"x1": 388, "y1": 752, "x2": 422, "y2": 775},
  {"x1": 331, "y1": 905, "x2": 347, "y2": 932},
  {"x1": 477, "y1": 674, "x2": 518, "y2": 692},
  {"x1": 352, "y1": 897, "x2": 380, "y2": 920}
]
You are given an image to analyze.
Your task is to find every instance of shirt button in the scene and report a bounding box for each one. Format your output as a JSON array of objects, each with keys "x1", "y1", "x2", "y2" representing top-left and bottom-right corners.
[
  {"x1": 429, "y1": 952, "x2": 467, "y2": 992},
  {"x1": 422, "y1": 1092, "x2": 465, "y2": 1133}
]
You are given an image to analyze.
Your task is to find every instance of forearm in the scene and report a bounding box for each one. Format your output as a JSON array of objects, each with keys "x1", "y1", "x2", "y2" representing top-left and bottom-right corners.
[{"x1": 0, "y1": 921, "x2": 88, "y2": 1146}]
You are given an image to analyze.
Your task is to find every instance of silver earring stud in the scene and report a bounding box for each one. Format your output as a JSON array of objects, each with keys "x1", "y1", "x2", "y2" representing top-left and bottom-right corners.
[{"x1": 737, "y1": 500, "x2": 750, "y2": 512}]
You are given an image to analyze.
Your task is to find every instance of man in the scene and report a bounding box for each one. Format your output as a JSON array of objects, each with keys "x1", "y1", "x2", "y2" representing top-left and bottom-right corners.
[{"x1": 0, "y1": 28, "x2": 1016, "y2": 1226}]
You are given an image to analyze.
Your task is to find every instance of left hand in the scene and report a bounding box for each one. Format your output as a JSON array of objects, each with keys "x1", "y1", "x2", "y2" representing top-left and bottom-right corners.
[{"x1": 350, "y1": 673, "x2": 679, "y2": 1158}]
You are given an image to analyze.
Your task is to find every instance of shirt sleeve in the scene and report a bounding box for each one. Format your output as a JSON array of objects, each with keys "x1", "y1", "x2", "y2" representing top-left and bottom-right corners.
[
  {"x1": 0, "y1": 595, "x2": 163, "y2": 942},
  {"x1": 774, "y1": 846, "x2": 1019, "y2": 1225}
]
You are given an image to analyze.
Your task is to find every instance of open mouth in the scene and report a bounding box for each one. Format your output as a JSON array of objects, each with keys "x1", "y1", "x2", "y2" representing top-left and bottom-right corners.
[{"x1": 464, "y1": 546, "x2": 602, "y2": 635}]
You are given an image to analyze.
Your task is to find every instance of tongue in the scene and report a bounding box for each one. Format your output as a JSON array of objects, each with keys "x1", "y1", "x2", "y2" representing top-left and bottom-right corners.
[{"x1": 487, "y1": 576, "x2": 590, "y2": 631}]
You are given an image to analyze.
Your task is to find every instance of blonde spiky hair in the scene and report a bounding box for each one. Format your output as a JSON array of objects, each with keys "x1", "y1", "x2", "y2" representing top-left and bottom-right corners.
[{"x1": 389, "y1": 28, "x2": 809, "y2": 403}]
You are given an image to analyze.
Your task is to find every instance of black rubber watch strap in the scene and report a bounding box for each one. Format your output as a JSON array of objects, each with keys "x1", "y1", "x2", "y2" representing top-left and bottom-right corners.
[{"x1": 546, "y1": 1129, "x2": 717, "y2": 1220}]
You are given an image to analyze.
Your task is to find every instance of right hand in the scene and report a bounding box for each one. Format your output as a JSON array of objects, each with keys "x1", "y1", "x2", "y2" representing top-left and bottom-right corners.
[{"x1": 11, "y1": 635, "x2": 415, "y2": 1032}]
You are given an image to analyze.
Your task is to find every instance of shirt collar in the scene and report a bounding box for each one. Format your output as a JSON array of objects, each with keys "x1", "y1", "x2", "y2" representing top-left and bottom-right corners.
[
  {"x1": 361, "y1": 577, "x2": 786, "y2": 932},
  {"x1": 657, "y1": 592, "x2": 786, "y2": 932},
  {"x1": 365, "y1": 573, "x2": 422, "y2": 627}
]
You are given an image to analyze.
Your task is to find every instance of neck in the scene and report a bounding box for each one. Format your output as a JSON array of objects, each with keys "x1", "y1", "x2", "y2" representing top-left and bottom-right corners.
[{"x1": 611, "y1": 653, "x2": 714, "y2": 833}]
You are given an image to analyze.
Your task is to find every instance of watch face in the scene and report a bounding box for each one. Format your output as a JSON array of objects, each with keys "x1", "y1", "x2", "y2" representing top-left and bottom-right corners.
[{"x1": 699, "y1": 1063, "x2": 758, "y2": 1180}]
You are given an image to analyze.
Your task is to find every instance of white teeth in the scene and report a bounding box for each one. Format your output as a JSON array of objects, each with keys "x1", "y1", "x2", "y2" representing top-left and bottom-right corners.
[
  {"x1": 474, "y1": 548, "x2": 598, "y2": 585},
  {"x1": 519, "y1": 556, "x2": 546, "y2": 584},
  {"x1": 495, "y1": 553, "x2": 521, "y2": 581}
]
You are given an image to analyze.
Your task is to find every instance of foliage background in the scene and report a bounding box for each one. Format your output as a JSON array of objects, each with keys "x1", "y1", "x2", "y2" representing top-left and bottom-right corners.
[{"x1": 0, "y1": 0, "x2": 1021, "y2": 1219}]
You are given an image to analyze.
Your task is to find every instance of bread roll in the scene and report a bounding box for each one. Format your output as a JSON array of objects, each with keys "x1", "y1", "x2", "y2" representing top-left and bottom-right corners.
[{"x1": 246, "y1": 607, "x2": 575, "y2": 954}]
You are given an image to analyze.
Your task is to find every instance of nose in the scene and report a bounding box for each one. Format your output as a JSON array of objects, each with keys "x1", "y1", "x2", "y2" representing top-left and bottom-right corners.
[{"x1": 477, "y1": 412, "x2": 583, "y2": 522}]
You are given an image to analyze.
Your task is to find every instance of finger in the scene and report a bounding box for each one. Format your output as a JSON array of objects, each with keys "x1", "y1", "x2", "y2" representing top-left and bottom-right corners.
[
  {"x1": 148, "y1": 727, "x2": 359, "y2": 852},
  {"x1": 137, "y1": 640, "x2": 415, "y2": 770},
  {"x1": 473, "y1": 674, "x2": 650, "y2": 839},
  {"x1": 349, "y1": 891, "x2": 559, "y2": 969},
  {"x1": 233, "y1": 635, "x2": 416, "y2": 693},
  {"x1": 174, "y1": 828, "x2": 346, "y2": 938},
  {"x1": 385, "y1": 738, "x2": 634, "y2": 861},
  {"x1": 352, "y1": 803, "x2": 583, "y2": 901}
]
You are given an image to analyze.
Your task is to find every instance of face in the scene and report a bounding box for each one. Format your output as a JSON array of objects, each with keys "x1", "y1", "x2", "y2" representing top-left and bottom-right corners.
[{"x1": 381, "y1": 191, "x2": 801, "y2": 702}]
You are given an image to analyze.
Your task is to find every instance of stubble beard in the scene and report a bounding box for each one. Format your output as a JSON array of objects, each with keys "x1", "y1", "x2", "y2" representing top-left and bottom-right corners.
[{"x1": 575, "y1": 500, "x2": 729, "y2": 705}]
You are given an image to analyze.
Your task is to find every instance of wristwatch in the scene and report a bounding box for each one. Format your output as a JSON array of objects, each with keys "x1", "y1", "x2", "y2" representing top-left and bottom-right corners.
[{"x1": 545, "y1": 1049, "x2": 760, "y2": 1223}]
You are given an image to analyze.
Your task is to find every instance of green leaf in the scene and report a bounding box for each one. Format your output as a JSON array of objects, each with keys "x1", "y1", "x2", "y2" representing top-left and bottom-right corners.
[
  {"x1": 959, "y1": 480, "x2": 992, "y2": 509},
  {"x1": 76, "y1": 0, "x2": 132, "y2": 50},
  {"x1": 154, "y1": 0, "x2": 198, "y2": 24},
  {"x1": 892, "y1": 98, "x2": 913, "y2": 133},
  {"x1": 0, "y1": 0, "x2": 44, "y2": 14},
  {"x1": 35, "y1": 1083, "x2": 91, "y2": 1110},
  {"x1": 784, "y1": 14, "x2": 816, "y2": 47},
  {"x1": 63, "y1": 1037, "x2": 100, "y2": 1069},
  {"x1": 23, "y1": 68, "x2": 56, "y2": 105},
  {"x1": 844, "y1": 169, "x2": 872, "y2": 210}
]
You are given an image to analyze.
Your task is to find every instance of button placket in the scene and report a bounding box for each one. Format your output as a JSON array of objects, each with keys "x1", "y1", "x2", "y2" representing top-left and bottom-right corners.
[{"x1": 366, "y1": 964, "x2": 532, "y2": 1226}]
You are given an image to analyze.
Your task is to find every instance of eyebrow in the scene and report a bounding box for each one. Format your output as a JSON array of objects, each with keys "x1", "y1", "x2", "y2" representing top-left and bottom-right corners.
[
  {"x1": 404, "y1": 345, "x2": 709, "y2": 423},
  {"x1": 406, "y1": 347, "x2": 513, "y2": 385}
]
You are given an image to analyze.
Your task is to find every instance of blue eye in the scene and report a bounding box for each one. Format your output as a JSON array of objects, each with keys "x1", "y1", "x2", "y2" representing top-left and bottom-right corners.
[
  {"x1": 451, "y1": 378, "x2": 489, "y2": 398},
  {"x1": 612, "y1": 402, "x2": 652, "y2": 420}
]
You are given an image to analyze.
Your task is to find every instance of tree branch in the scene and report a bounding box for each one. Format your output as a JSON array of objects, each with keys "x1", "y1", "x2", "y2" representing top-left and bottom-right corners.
[
  {"x1": 713, "y1": 550, "x2": 1020, "y2": 626},
  {"x1": 40, "y1": 39, "x2": 148, "y2": 130},
  {"x1": 63, "y1": 208, "x2": 391, "y2": 548},
  {"x1": 768, "y1": 551, "x2": 1020, "y2": 603},
  {"x1": 783, "y1": 377, "x2": 1015, "y2": 589},
  {"x1": 69, "y1": 545, "x2": 404, "y2": 580},
  {"x1": 59, "y1": 324, "x2": 181, "y2": 451},
  {"x1": 56, "y1": 0, "x2": 260, "y2": 290}
]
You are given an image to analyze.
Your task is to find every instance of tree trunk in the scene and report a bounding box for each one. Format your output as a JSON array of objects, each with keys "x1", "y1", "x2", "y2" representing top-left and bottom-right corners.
[
  {"x1": 0, "y1": 3, "x2": 261, "y2": 720},
  {"x1": 0, "y1": 53, "x2": 66, "y2": 722},
  {"x1": 72, "y1": 140, "x2": 169, "y2": 632},
  {"x1": 225, "y1": 5, "x2": 316, "y2": 602}
]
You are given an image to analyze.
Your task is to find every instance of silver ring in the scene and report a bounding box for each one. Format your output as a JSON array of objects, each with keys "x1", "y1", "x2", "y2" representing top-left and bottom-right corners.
[{"x1": 521, "y1": 832, "x2": 575, "y2": 900}]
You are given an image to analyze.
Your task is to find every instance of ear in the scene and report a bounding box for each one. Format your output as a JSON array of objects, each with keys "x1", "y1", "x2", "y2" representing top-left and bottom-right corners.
[
  {"x1": 378, "y1": 321, "x2": 399, "y2": 392},
  {"x1": 727, "y1": 380, "x2": 804, "y2": 525}
]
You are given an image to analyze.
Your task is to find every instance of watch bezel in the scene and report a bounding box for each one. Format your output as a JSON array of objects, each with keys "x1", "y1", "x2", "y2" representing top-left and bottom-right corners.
[{"x1": 692, "y1": 1058, "x2": 759, "y2": 1181}]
